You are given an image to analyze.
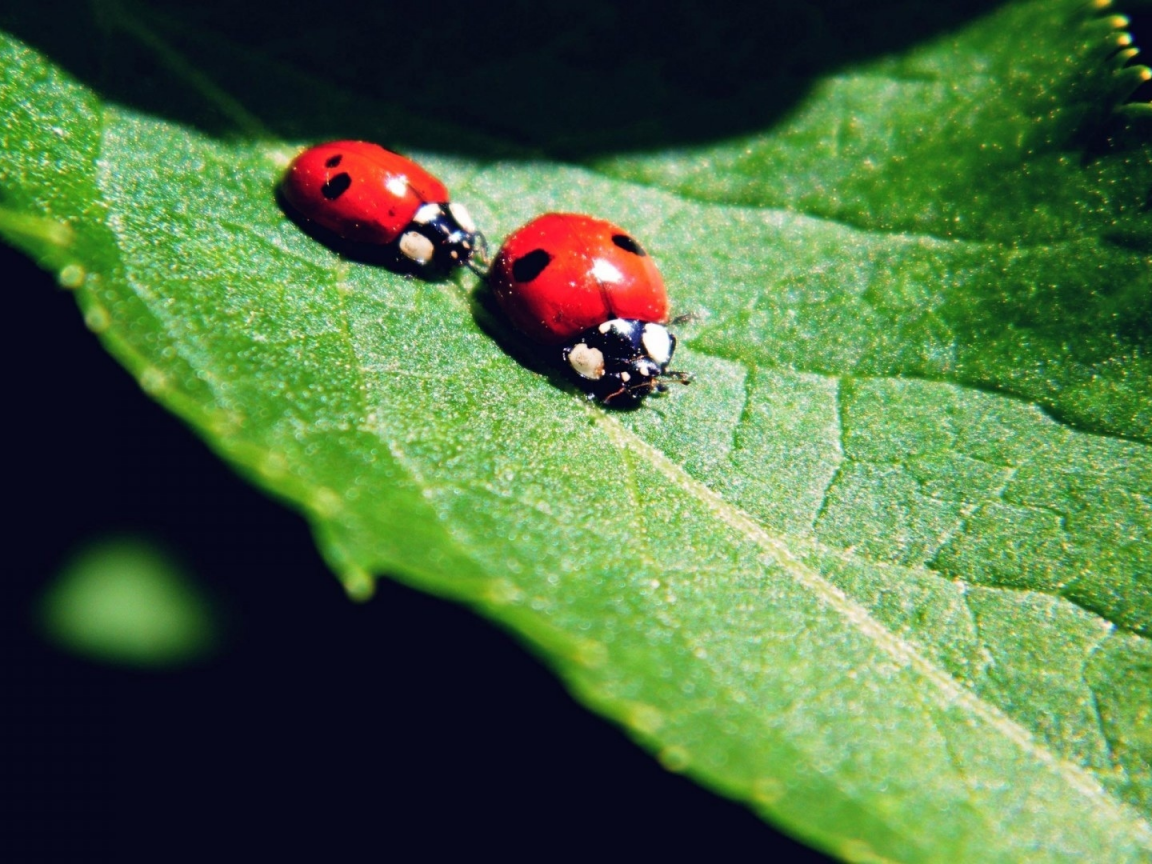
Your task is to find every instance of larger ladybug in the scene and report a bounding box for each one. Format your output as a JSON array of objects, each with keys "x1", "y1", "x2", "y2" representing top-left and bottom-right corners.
[
  {"x1": 489, "y1": 213, "x2": 688, "y2": 405},
  {"x1": 281, "y1": 140, "x2": 484, "y2": 277}
]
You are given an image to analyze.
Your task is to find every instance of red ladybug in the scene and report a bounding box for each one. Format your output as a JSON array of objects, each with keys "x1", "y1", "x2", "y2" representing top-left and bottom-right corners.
[
  {"x1": 281, "y1": 140, "x2": 484, "y2": 276},
  {"x1": 489, "y1": 213, "x2": 688, "y2": 405}
]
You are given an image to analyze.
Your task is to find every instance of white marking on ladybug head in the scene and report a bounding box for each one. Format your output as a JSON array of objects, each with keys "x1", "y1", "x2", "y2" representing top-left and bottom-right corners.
[
  {"x1": 413, "y1": 203, "x2": 442, "y2": 224},
  {"x1": 448, "y1": 202, "x2": 476, "y2": 234},
  {"x1": 636, "y1": 358, "x2": 661, "y2": 377},
  {"x1": 641, "y1": 324, "x2": 673, "y2": 366},
  {"x1": 591, "y1": 258, "x2": 623, "y2": 284},
  {"x1": 386, "y1": 176, "x2": 409, "y2": 197},
  {"x1": 598, "y1": 318, "x2": 636, "y2": 337},
  {"x1": 399, "y1": 231, "x2": 435, "y2": 264},
  {"x1": 567, "y1": 343, "x2": 605, "y2": 380}
]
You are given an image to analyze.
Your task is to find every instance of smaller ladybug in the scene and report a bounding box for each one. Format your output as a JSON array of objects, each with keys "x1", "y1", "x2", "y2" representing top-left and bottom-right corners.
[
  {"x1": 281, "y1": 140, "x2": 485, "y2": 277},
  {"x1": 489, "y1": 213, "x2": 689, "y2": 405}
]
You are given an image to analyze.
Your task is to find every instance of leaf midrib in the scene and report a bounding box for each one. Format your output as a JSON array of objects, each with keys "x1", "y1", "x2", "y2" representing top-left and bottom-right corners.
[{"x1": 595, "y1": 412, "x2": 1152, "y2": 839}]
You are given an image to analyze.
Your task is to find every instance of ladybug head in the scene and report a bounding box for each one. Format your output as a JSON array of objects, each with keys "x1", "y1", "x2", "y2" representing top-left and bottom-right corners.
[
  {"x1": 562, "y1": 319, "x2": 690, "y2": 406},
  {"x1": 397, "y1": 202, "x2": 488, "y2": 277}
]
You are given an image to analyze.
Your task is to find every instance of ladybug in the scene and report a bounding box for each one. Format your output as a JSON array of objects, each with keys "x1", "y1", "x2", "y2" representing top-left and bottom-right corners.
[
  {"x1": 280, "y1": 140, "x2": 485, "y2": 276},
  {"x1": 489, "y1": 213, "x2": 689, "y2": 405}
]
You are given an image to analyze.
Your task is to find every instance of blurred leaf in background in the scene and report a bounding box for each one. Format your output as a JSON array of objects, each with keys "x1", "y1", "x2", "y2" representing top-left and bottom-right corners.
[{"x1": 37, "y1": 536, "x2": 221, "y2": 667}]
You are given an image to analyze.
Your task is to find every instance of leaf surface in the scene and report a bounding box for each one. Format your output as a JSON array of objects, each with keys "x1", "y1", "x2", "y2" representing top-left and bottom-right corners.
[{"x1": 1, "y1": 1, "x2": 1150, "y2": 859}]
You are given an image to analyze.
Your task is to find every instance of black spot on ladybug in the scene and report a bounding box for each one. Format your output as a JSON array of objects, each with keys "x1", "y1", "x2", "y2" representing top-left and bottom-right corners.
[
  {"x1": 325, "y1": 154, "x2": 343, "y2": 168},
  {"x1": 611, "y1": 234, "x2": 646, "y2": 256},
  {"x1": 512, "y1": 248, "x2": 553, "y2": 282},
  {"x1": 321, "y1": 172, "x2": 352, "y2": 200}
]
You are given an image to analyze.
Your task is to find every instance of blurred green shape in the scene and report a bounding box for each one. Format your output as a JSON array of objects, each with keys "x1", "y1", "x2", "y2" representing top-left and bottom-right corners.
[{"x1": 38, "y1": 537, "x2": 220, "y2": 667}]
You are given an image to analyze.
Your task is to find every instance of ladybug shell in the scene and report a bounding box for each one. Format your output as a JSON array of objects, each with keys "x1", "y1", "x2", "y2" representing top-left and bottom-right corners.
[
  {"x1": 490, "y1": 213, "x2": 669, "y2": 346},
  {"x1": 281, "y1": 141, "x2": 450, "y2": 245}
]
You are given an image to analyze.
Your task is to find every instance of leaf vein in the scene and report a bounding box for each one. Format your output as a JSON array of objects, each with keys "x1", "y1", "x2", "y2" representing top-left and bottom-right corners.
[
  {"x1": 596, "y1": 409, "x2": 1152, "y2": 837},
  {"x1": 810, "y1": 376, "x2": 847, "y2": 534}
]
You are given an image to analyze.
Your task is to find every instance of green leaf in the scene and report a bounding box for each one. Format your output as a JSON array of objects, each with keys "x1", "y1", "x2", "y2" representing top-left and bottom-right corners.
[
  {"x1": 2, "y1": 0, "x2": 1150, "y2": 860},
  {"x1": 596, "y1": 1, "x2": 1152, "y2": 444}
]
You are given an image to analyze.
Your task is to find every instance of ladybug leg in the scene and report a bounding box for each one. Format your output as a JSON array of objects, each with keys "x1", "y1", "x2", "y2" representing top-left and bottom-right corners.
[
  {"x1": 599, "y1": 377, "x2": 635, "y2": 405},
  {"x1": 465, "y1": 231, "x2": 491, "y2": 277},
  {"x1": 634, "y1": 369, "x2": 690, "y2": 399}
]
